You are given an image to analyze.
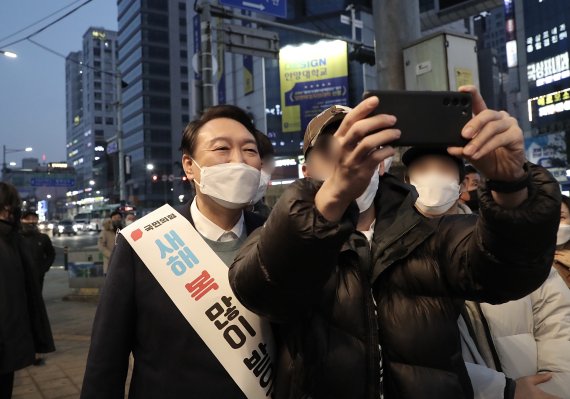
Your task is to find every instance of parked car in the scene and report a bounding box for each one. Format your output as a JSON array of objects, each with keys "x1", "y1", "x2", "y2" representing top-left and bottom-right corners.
[{"x1": 53, "y1": 220, "x2": 78, "y2": 236}]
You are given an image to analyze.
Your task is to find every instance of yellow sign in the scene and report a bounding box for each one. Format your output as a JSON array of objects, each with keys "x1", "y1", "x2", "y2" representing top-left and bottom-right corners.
[
  {"x1": 279, "y1": 40, "x2": 348, "y2": 133},
  {"x1": 455, "y1": 68, "x2": 473, "y2": 90}
]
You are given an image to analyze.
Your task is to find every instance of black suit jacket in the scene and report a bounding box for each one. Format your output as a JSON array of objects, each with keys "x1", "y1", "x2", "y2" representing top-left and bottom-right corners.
[{"x1": 80, "y1": 202, "x2": 265, "y2": 398}]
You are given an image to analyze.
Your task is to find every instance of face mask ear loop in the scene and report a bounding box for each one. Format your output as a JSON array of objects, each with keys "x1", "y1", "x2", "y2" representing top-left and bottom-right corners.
[{"x1": 190, "y1": 158, "x2": 204, "y2": 188}]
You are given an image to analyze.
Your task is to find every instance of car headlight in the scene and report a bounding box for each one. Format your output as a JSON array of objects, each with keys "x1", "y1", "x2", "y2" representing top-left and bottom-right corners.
[
  {"x1": 73, "y1": 226, "x2": 78, "y2": 231},
  {"x1": 58, "y1": 226, "x2": 64, "y2": 231},
  {"x1": 48, "y1": 223, "x2": 54, "y2": 229}
]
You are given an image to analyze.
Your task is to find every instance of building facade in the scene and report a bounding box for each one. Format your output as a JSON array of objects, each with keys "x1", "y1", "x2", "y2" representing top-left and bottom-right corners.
[
  {"x1": 117, "y1": 0, "x2": 192, "y2": 211},
  {"x1": 65, "y1": 27, "x2": 119, "y2": 208}
]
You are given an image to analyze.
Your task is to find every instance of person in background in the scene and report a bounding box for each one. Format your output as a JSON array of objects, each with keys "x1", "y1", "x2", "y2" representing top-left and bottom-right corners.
[
  {"x1": 229, "y1": 88, "x2": 561, "y2": 399},
  {"x1": 404, "y1": 147, "x2": 570, "y2": 399},
  {"x1": 554, "y1": 195, "x2": 570, "y2": 289},
  {"x1": 460, "y1": 164, "x2": 482, "y2": 212},
  {"x1": 81, "y1": 104, "x2": 266, "y2": 398},
  {"x1": 0, "y1": 182, "x2": 55, "y2": 397},
  {"x1": 125, "y1": 213, "x2": 137, "y2": 226},
  {"x1": 20, "y1": 211, "x2": 55, "y2": 292},
  {"x1": 250, "y1": 131, "x2": 275, "y2": 218},
  {"x1": 97, "y1": 210, "x2": 123, "y2": 275},
  {"x1": 20, "y1": 210, "x2": 56, "y2": 366}
]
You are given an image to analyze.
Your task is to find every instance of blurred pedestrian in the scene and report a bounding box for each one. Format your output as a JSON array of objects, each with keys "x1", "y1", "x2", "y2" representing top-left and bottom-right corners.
[
  {"x1": 81, "y1": 105, "x2": 266, "y2": 398},
  {"x1": 0, "y1": 182, "x2": 55, "y2": 398},
  {"x1": 405, "y1": 147, "x2": 570, "y2": 398},
  {"x1": 20, "y1": 210, "x2": 56, "y2": 366},
  {"x1": 460, "y1": 164, "x2": 482, "y2": 212},
  {"x1": 229, "y1": 87, "x2": 561, "y2": 399},
  {"x1": 97, "y1": 210, "x2": 122, "y2": 275},
  {"x1": 20, "y1": 211, "x2": 55, "y2": 291},
  {"x1": 554, "y1": 195, "x2": 570, "y2": 289}
]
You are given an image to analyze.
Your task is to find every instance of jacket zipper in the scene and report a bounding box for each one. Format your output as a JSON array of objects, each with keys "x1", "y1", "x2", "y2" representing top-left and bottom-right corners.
[{"x1": 357, "y1": 236, "x2": 381, "y2": 399}]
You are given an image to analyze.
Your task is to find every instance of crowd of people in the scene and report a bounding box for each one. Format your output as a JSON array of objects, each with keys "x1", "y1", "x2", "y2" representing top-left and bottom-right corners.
[{"x1": 2, "y1": 84, "x2": 570, "y2": 398}]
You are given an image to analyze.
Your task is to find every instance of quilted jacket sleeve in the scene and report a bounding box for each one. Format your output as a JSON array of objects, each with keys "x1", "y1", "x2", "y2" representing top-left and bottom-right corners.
[
  {"x1": 229, "y1": 178, "x2": 357, "y2": 323},
  {"x1": 437, "y1": 163, "x2": 561, "y2": 304}
]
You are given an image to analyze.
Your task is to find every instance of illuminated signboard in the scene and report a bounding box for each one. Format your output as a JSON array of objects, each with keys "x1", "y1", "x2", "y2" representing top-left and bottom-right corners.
[
  {"x1": 504, "y1": 0, "x2": 518, "y2": 67},
  {"x1": 279, "y1": 40, "x2": 348, "y2": 133},
  {"x1": 527, "y1": 51, "x2": 570, "y2": 87},
  {"x1": 528, "y1": 87, "x2": 570, "y2": 122},
  {"x1": 523, "y1": 0, "x2": 570, "y2": 98},
  {"x1": 526, "y1": 23, "x2": 567, "y2": 53}
]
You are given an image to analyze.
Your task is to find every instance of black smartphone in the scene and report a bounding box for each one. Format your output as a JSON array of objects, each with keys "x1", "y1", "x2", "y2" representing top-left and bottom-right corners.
[{"x1": 362, "y1": 90, "x2": 472, "y2": 147}]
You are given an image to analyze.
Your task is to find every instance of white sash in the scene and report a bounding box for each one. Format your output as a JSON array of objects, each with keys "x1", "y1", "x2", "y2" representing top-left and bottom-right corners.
[{"x1": 120, "y1": 204, "x2": 275, "y2": 398}]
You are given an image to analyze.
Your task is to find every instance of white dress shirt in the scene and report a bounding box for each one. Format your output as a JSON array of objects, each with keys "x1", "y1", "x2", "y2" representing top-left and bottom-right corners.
[
  {"x1": 190, "y1": 198, "x2": 245, "y2": 242},
  {"x1": 360, "y1": 219, "x2": 376, "y2": 246}
]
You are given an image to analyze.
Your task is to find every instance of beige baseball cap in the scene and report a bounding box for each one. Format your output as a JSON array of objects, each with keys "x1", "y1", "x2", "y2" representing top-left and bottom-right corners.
[{"x1": 302, "y1": 105, "x2": 352, "y2": 157}]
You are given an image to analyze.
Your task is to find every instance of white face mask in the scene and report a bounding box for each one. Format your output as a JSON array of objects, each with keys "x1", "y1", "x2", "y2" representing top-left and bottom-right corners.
[
  {"x1": 192, "y1": 159, "x2": 261, "y2": 210},
  {"x1": 383, "y1": 156, "x2": 394, "y2": 174},
  {"x1": 355, "y1": 171, "x2": 379, "y2": 213},
  {"x1": 557, "y1": 224, "x2": 570, "y2": 245},
  {"x1": 410, "y1": 172, "x2": 460, "y2": 216},
  {"x1": 252, "y1": 170, "x2": 271, "y2": 203},
  {"x1": 125, "y1": 220, "x2": 134, "y2": 226},
  {"x1": 311, "y1": 165, "x2": 379, "y2": 213}
]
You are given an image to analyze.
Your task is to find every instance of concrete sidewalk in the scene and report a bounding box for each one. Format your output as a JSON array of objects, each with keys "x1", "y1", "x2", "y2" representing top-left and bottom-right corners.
[{"x1": 11, "y1": 267, "x2": 131, "y2": 398}]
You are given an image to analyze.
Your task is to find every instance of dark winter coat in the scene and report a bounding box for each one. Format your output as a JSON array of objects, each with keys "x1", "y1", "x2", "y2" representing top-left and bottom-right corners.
[
  {"x1": 0, "y1": 221, "x2": 55, "y2": 374},
  {"x1": 80, "y1": 202, "x2": 265, "y2": 399},
  {"x1": 229, "y1": 163, "x2": 561, "y2": 399}
]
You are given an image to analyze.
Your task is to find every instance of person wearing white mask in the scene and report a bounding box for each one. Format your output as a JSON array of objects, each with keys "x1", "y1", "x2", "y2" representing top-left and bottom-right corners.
[
  {"x1": 124, "y1": 213, "x2": 136, "y2": 226},
  {"x1": 554, "y1": 195, "x2": 570, "y2": 289},
  {"x1": 402, "y1": 146, "x2": 467, "y2": 217},
  {"x1": 81, "y1": 105, "x2": 267, "y2": 399},
  {"x1": 404, "y1": 148, "x2": 570, "y2": 399},
  {"x1": 229, "y1": 88, "x2": 561, "y2": 399}
]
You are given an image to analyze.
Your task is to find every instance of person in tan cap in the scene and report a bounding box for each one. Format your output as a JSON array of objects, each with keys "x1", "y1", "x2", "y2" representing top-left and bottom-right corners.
[{"x1": 229, "y1": 87, "x2": 561, "y2": 399}]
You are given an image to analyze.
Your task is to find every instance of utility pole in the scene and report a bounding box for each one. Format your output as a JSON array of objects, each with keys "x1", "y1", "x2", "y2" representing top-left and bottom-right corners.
[
  {"x1": 345, "y1": 4, "x2": 367, "y2": 90},
  {"x1": 115, "y1": 72, "x2": 126, "y2": 202},
  {"x1": 372, "y1": 0, "x2": 421, "y2": 90},
  {"x1": 2, "y1": 145, "x2": 6, "y2": 177},
  {"x1": 200, "y1": 3, "x2": 216, "y2": 108}
]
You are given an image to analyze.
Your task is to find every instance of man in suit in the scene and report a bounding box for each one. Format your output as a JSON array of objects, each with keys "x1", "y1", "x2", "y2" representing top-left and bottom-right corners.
[{"x1": 81, "y1": 104, "x2": 266, "y2": 398}]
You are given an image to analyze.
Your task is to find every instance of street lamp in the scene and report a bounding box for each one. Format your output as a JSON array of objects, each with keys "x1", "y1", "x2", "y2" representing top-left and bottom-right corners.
[
  {"x1": 2, "y1": 145, "x2": 32, "y2": 175},
  {"x1": 0, "y1": 50, "x2": 17, "y2": 59}
]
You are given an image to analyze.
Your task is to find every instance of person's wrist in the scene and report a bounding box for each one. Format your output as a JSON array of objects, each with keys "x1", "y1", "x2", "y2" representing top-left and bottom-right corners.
[
  {"x1": 486, "y1": 163, "x2": 530, "y2": 193},
  {"x1": 315, "y1": 180, "x2": 352, "y2": 222}
]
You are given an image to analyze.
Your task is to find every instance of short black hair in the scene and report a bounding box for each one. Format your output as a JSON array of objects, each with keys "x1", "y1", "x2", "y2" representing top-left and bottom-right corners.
[
  {"x1": 562, "y1": 195, "x2": 570, "y2": 214},
  {"x1": 256, "y1": 130, "x2": 274, "y2": 160},
  {"x1": 402, "y1": 147, "x2": 466, "y2": 182},
  {"x1": 180, "y1": 105, "x2": 260, "y2": 157},
  {"x1": 0, "y1": 182, "x2": 22, "y2": 228},
  {"x1": 110, "y1": 210, "x2": 122, "y2": 218},
  {"x1": 465, "y1": 165, "x2": 479, "y2": 175}
]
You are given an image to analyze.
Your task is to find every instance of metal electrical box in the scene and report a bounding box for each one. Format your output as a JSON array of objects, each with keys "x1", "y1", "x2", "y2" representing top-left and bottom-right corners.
[{"x1": 403, "y1": 31, "x2": 480, "y2": 91}]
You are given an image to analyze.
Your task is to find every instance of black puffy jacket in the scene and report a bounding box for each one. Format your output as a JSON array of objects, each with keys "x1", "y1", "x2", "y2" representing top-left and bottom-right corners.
[{"x1": 229, "y1": 164, "x2": 561, "y2": 399}]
